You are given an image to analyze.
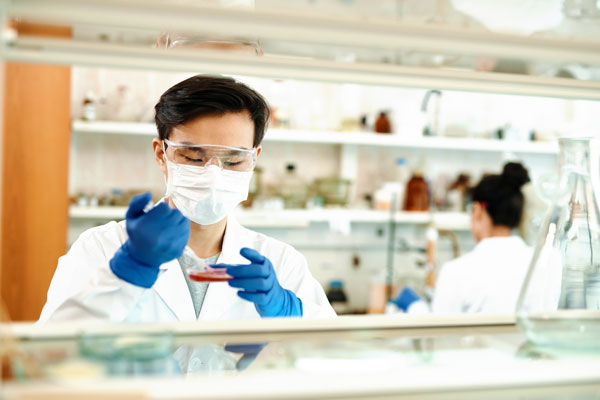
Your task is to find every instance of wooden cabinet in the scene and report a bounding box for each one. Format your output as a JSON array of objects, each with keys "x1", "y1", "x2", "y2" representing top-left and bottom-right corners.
[{"x1": 1, "y1": 23, "x2": 71, "y2": 321}]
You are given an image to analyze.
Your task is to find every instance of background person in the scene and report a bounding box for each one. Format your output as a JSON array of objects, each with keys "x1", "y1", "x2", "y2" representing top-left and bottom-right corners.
[{"x1": 393, "y1": 162, "x2": 534, "y2": 314}]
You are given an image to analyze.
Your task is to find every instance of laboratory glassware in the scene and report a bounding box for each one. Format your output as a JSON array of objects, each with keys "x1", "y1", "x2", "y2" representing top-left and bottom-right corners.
[{"x1": 516, "y1": 137, "x2": 600, "y2": 349}]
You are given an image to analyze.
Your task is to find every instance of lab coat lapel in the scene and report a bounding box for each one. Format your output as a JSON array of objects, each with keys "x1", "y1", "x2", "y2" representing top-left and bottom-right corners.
[
  {"x1": 153, "y1": 259, "x2": 196, "y2": 321},
  {"x1": 199, "y1": 216, "x2": 251, "y2": 320}
]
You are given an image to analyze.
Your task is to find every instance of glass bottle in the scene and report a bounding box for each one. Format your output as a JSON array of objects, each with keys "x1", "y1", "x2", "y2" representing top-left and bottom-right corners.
[
  {"x1": 374, "y1": 111, "x2": 392, "y2": 134},
  {"x1": 280, "y1": 163, "x2": 307, "y2": 209},
  {"x1": 403, "y1": 172, "x2": 429, "y2": 212},
  {"x1": 516, "y1": 137, "x2": 600, "y2": 349}
]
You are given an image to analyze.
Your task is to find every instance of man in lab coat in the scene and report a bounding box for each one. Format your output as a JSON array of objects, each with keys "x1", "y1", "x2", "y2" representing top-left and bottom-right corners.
[{"x1": 40, "y1": 75, "x2": 336, "y2": 322}]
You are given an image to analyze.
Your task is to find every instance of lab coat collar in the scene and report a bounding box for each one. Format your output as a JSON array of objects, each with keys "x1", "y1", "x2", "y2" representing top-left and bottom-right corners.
[
  {"x1": 475, "y1": 235, "x2": 525, "y2": 251},
  {"x1": 153, "y1": 259, "x2": 196, "y2": 321},
  {"x1": 199, "y1": 215, "x2": 252, "y2": 320},
  {"x1": 153, "y1": 214, "x2": 251, "y2": 321},
  {"x1": 220, "y1": 215, "x2": 251, "y2": 264}
]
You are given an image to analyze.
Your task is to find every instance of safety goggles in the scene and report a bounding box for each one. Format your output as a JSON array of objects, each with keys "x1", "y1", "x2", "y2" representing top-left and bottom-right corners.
[{"x1": 163, "y1": 139, "x2": 257, "y2": 172}]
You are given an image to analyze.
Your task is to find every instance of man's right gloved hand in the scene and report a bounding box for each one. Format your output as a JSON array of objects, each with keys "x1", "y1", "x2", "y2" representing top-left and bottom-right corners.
[{"x1": 109, "y1": 192, "x2": 190, "y2": 288}]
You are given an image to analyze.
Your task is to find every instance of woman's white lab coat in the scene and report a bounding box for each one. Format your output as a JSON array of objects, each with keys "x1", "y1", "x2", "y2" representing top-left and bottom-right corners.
[
  {"x1": 431, "y1": 236, "x2": 533, "y2": 314},
  {"x1": 39, "y1": 216, "x2": 336, "y2": 322}
]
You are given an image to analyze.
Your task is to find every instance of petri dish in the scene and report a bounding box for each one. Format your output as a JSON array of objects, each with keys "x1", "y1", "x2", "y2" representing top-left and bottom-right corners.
[
  {"x1": 188, "y1": 265, "x2": 233, "y2": 282},
  {"x1": 181, "y1": 246, "x2": 232, "y2": 282}
]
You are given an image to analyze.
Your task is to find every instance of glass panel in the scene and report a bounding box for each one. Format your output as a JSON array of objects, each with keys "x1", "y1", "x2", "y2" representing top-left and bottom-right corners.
[{"x1": 4, "y1": 321, "x2": 600, "y2": 399}]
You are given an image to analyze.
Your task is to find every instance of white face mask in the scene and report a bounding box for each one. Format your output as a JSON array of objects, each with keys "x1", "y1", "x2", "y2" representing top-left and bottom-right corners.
[{"x1": 164, "y1": 159, "x2": 253, "y2": 225}]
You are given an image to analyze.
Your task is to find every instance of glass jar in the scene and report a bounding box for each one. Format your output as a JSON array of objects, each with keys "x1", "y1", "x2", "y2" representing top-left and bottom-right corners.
[
  {"x1": 280, "y1": 163, "x2": 307, "y2": 209},
  {"x1": 516, "y1": 137, "x2": 600, "y2": 350}
]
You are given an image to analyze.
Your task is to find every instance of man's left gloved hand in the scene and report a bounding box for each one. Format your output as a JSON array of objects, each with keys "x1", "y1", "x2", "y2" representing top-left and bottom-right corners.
[
  {"x1": 213, "y1": 248, "x2": 302, "y2": 317},
  {"x1": 224, "y1": 343, "x2": 267, "y2": 371}
]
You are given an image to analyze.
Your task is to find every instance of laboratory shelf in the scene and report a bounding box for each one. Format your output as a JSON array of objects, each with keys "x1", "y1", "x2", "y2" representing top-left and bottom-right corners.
[
  {"x1": 12, "y1": 0, "x2": 600, "y2": 66},
  {"x1": 72, "y1": 120, "x2": 559, "y2": 155},
  {"x1": 72, "y1": 120, "x2": 156, "y2": 136},
  {"x1": 69, "y1": 205, "x2": 128, "y2": 220},
  {"x1": 236, "y1": 208, "x2": 471, "y2": 230},
  {"x1": 7, "y1": 1, "x2": 600, "y2": 100},
  {"x1": 69, "y1": 206, "x2": 471, "y2": 230},
  {"x1": 266, "y1": 129, "x2": 559, "y2": 154}
]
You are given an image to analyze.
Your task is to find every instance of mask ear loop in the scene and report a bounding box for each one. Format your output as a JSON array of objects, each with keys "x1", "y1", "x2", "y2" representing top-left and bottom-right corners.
[
  {"x1": 162, "y1": 140, "x2": 169, "y2": 164},
  {"x1": 162, "y1": 141, "x2": 173, "y2": 198}
]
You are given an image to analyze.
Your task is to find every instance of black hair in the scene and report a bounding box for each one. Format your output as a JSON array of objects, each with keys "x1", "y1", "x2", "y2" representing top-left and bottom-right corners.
[
  {"x1": 154, "y1": 75, "x2": 270, "y2": 147},
  {"x1": 470, "y1": 162, "x2": 530, "y2": 229}
]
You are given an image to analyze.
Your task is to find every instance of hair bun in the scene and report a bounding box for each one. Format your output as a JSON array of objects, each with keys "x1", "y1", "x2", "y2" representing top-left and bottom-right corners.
[{"x1": 501, "y1": 162, "x2": 530, "y2": 188}]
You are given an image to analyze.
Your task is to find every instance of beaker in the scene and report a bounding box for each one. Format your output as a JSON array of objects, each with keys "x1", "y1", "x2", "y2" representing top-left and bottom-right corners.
[{"x1": 516, "y1": 137, "x2": 600, "y2": 349}]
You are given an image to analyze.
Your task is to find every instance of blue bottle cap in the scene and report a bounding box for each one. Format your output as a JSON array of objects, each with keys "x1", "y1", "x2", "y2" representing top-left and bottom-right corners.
[{"x1": 329, "y1": 280, "x2": 344, "y2": 289}]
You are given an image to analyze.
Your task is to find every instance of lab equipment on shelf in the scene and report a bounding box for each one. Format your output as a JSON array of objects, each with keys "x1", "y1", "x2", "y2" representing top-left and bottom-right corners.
[
  {"x1": 517, "y1": 137, "x2": 600, "y2": 350},
  {"x1": 374, "y1": 182, "x2": 403, "y2": 211},
  {"x1": 374, "y1": 111, "x2": 392, "y2": 134},
  {"x1": 313, "y1": 177, "x2": 352, "y2": 206},
  {"x1": 445, "y1": 173, "x2": 472, "y2": 212},
  {"x1": 280, "y1": 163, "x2": 308, "y2": 209},
  {"x1": 82, "y1": 91, "x2": 96, "y2": 121},
  {"x1": 242, "y1": 166, "x2": 263, "y2": 208},
  {"x1": 325, "y1": 280, "x2": 349, "y2": 315},
  {"x1": 403, "y1": 172, "x2": 430, "y2": 212}
]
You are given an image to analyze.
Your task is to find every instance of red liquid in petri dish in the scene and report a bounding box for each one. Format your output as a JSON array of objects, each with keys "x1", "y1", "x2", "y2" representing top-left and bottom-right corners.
[{"x1": 188, "y1": 268, "x2": 232, "y2": 282}]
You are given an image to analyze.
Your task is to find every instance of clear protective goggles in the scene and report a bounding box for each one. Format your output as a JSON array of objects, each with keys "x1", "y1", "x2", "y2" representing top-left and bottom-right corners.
[{"x1": 163, "y1": 139, "x2": 257, "y2": 172}]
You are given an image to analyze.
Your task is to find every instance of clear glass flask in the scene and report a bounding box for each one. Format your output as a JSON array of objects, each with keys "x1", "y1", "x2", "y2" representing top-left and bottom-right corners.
[{"x1": 516, "y1": 137, "x2": 600, "y2": 349}]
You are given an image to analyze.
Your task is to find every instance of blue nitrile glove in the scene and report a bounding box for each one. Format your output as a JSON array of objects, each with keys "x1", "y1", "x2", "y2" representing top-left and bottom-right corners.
[
  {"x1": 224, "y1": 342, "x2": 267, "y2": 371},
  {"x1": 214, "y1": 248, "x2": 303, "y2": 317},
  {"x1": 392, "y1": 286, "x2": 422, "y2": 312},
  {"x1": 109, "y1": 192, "x2": 190, "y2": 288}
]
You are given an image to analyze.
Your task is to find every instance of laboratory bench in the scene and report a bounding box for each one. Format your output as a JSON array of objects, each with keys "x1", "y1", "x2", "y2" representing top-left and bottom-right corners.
[{"x1": 2, "y1": 315, "x2": 599, "y2": 400}]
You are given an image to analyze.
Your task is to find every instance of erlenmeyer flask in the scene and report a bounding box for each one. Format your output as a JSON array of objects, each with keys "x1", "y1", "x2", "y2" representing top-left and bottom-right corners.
[{"x1": 516, "y1": 137, "x2": 600, "y2": 349}]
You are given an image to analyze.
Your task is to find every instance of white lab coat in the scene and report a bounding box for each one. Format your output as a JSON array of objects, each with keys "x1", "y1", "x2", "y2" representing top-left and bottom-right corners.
[
  {"x1": 39, "y1": 216, "x2": 336, "y2": 322},
  {"x1": 431, "y1": 236, "x2": 533, "y2": 314}
]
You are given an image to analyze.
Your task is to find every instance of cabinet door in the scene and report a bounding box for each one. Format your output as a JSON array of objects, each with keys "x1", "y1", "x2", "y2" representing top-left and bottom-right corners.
[{"x1": 1, "y1": 22, "x2": 71, "y2": 321}]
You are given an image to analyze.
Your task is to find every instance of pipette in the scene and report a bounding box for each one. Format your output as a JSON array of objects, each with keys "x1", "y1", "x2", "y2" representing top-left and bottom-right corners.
[{"x1": 143, "y1": 199, "x2": 232, "y2": 282}]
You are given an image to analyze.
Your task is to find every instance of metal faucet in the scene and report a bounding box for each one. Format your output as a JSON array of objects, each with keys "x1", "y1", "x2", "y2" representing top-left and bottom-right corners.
[{"x1": 421, "y1": 89, "x2": 442, "y2": 136}]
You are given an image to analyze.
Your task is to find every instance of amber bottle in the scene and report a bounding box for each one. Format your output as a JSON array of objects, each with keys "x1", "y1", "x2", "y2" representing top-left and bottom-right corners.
[
  {"x1": 374, "y1": 111, "x2": 392, "y2": 134},
  {"x1": 403, "y1": 173, "x2": 429, "y2": 211}
]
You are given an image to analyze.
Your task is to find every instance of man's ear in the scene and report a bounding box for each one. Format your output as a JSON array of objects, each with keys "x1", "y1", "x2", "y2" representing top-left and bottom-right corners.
[
  {"x1": 255, "y1": 145, "x2": 262, "y2": 160},
  {"x1": 152, "y1": 138, "x2": 167, "y2": 176}
]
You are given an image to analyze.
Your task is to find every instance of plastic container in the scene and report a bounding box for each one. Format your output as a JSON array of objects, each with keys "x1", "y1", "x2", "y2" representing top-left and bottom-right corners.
[{"x1": 374, "y1": 182, "x2": 404, "y2": 211}]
